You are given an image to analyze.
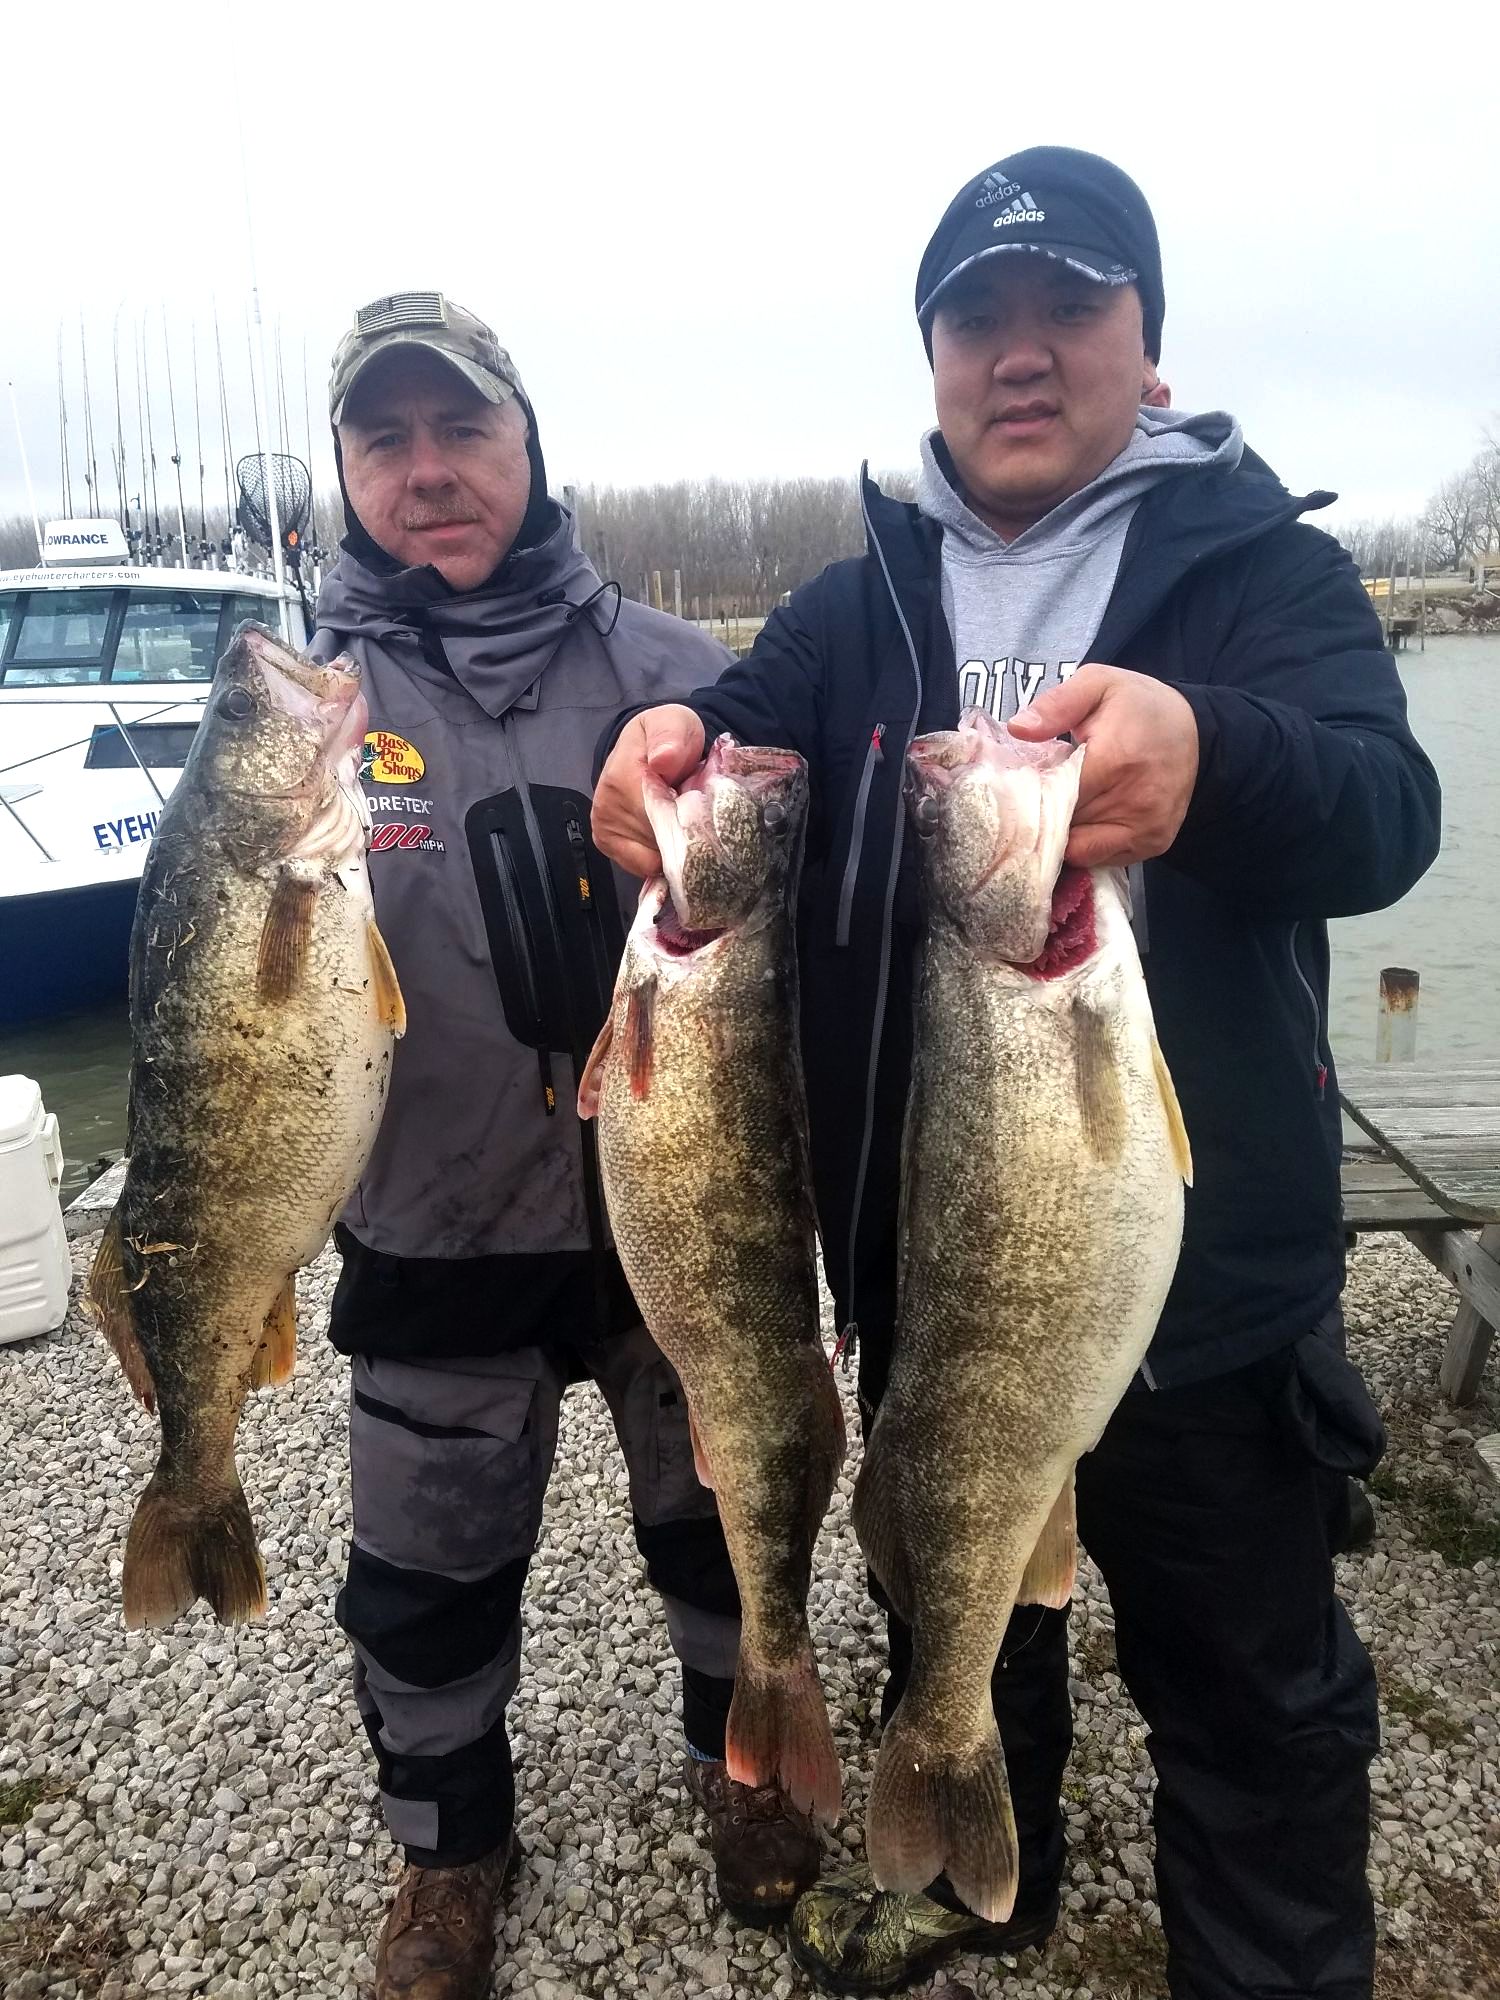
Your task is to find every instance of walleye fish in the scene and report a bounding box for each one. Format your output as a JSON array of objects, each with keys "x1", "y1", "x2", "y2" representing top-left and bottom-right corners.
[
  {"x1": 579, "y1": 736, "x2": 844, "y2": 1819},
  {"x1": 87, "y1": 624, "x2": 404, "y2": 1629},
  {"x1": 853, "y1": 709, "x2": 1191, "y2": 1919}
]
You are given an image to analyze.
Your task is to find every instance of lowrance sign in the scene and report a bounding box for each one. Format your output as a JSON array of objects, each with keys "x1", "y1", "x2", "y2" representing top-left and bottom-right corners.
[{"x1": 42, "y1": 518, "x2": 131, "y2": 565}]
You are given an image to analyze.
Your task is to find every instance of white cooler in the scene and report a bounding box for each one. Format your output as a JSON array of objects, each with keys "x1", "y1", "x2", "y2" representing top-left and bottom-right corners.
[{"x1": 0, "y1": 1075, "x2": 71, "y2": 1343}]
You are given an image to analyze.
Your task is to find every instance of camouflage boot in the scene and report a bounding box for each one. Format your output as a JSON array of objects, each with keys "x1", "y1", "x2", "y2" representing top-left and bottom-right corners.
[
  {"x1": 684, "y1": 1757, "x2": 821, "y2": 1928},
  {"x1": 373, "y1": 1837, "x2": 521, "y2": 2000},
  {"x1": 789, "y1": 1862, "x2": 1056, "y2": 1995}
]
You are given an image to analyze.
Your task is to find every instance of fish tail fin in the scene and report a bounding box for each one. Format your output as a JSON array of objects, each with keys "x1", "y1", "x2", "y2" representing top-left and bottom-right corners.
[
  {"x1": 851, "y1": 1415, "x2": 914, "y2": 1622},
  {"x1": 726, "y1": 1649, "x2": 841, "y2": 1823},
  {"x1": 867, "y1": 1706, "x2": 1018, "y2": 1923},
  {"x1": 86, "y1": 1209, "x2": 156, "y2": 1412},
  {"x1": 122, "y1": 1467, "x2": 267, "y2": 1630}
]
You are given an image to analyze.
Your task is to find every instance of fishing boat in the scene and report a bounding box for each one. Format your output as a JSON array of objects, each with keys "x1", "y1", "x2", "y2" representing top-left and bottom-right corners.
[{"x1": 0, "y1": 526, "x2": 309, "y2": 1027}]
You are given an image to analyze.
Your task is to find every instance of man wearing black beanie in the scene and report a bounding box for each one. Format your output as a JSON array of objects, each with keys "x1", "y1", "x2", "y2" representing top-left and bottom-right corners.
[{"x1": 595, "y1": 150, "x2": 1438, "y2": 1997}]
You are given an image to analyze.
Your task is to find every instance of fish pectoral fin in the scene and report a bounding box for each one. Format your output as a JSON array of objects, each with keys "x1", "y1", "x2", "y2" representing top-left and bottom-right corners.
[
  {"x1": 625, "y1": 976, "x2": 657, "y2": 1100},
  {"x1": 1072, "y1": 999, "x2": 1126, "y2": 1163},
  {"x1": 851, "y1": 1421, "x2": 915, "y2": 1623},
  {"x1": 577, "y1": 1014, "x2": 614, "y2": 1121},
  {"x1": 249, "y1": 1275, "x2": 298, "y2": 1390},
  {"x1": 86, "y1": 1210, "x2": 157, "y2": 1413},
  {"x1": 687, "y1": 1405, "x2": 715, "y2": 1490},
  {"x1": 1152, "y1": 1032, "x2": 1193, "y2": 1186},
  {"x1": 366, "y1": 916, "x2": 407, "y2": 1035},
  {"x1": 1016, "y1": 1473, "x2": 1077, "y2": 1610},
  {"x1": 256, "y1": 869, "x2": 319, "y2": 1003}
]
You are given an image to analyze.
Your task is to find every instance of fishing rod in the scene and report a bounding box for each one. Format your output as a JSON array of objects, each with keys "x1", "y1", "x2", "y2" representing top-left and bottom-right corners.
[
  {"x1": 111, "y1": 303, "x2": 131, "y2": 548},
  {"x1": 213, "y1": 299, "x2": 235, "y2": 559},
  {"x1": 133, "y1": 316, "x2": 153, "y2": 563},
  {"x1": 300, "y1": 332, "x2": 321, "y2": 568},
  {"x1": 233, "y1": 53, "x2": 288, "y2": 630},
  {"x1": 80, "y1": 316, "x2": 102, "y2": 519},
  {"x1": 140, "y1": 311, "x2": 162, "y2": 550},
  {"x1": 161, "y1": 306, "x2": 189, "y2": 569},
  {"x1": 57, "y1": 323, "x2": 72, "y2": 517},
  {"x1": 190, "y1": 321, "x2": 208, "y2": 559}
]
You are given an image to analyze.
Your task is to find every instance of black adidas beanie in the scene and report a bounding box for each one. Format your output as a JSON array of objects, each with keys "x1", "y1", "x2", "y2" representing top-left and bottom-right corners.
[{"x1": 916, "y1": 147, "x2": 1165, "y2": 362}]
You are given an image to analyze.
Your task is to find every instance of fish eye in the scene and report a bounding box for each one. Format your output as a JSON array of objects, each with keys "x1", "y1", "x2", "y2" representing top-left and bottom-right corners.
[
  {"x1": 913, "y1": 793, "x2": 940, "y2": 836},
  {"x1": 762, "y1": 800, "x2": 788, "y2": 835},
  {"x1": 218, "y1": 685, "x2": 255, "y2": 721}
]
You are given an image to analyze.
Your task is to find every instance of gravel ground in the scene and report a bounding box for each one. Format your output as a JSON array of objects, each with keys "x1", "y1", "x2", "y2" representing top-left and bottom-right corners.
[{"x1": 2, "y1": 1229, "x2": 1497, "y2": 2000}]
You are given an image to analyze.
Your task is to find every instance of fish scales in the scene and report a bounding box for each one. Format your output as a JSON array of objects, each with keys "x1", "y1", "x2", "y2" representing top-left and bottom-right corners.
[
  {"x1": 583, "y1": 736, "x2": 844, "y2": 1820},
  {"x1": 855, "y1": 710, "x2": 1188, "y2": 1920},
  {"x1": 88, "y1": 623, "x2": 402, "y2": 1629}
]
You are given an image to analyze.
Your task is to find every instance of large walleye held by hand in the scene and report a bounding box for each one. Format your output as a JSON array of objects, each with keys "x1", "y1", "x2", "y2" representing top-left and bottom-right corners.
[
  {"x1": 853, "y1": 709, "x2": 1191, "y2": 1921},
  {"x1": 87, "y1": 624, "x2": 405, "y2": 1629},
  {"x1": 579, "y1": 736, "x2": 844, "y2": 1819}
]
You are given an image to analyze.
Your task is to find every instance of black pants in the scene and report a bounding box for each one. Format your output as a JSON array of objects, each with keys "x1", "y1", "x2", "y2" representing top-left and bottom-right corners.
[{"x1": 878, "y1": 1349, "x2": 1380, "y2": 2000}]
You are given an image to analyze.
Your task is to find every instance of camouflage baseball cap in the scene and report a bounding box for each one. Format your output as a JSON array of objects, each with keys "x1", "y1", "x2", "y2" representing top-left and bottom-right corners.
[{"x1": 329, "y1": 292, "x2": 525, "y2": 423}]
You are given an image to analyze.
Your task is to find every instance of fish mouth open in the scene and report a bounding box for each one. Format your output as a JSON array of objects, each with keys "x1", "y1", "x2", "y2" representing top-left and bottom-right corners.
[
  {"x1": 644, "y1": 735, "x2": 805, "y2": 932},
  {"x1": 222, "y1": 625, "x2": 369, "y2": 797}
]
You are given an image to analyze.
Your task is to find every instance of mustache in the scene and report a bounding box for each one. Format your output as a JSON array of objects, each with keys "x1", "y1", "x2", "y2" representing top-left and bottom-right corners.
[{"x1": 403, "y1": 503, "x2": 479, "y2": 529}]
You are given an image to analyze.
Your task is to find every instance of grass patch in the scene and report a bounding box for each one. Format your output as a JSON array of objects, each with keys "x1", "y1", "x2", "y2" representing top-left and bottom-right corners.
[
  {"x1": 1379, "y1": 1674, "x2": 1470, "y2": 1750},
  {"x1": 0, "y1": 1777, "x2": 54, "y2": 1828},
  {"x1": 1074, "y1": 1910, "x2": 1169, "y2": 1997},
  {"x1": 1370, "y1": 1468, "x2": 1500, "y2": 1567},
  {"x1": 0, "y1": 1904, "x2": 134, "y2": 1989}
]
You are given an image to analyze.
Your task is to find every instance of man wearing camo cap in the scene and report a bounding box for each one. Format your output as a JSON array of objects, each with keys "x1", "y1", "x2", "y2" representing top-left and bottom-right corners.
[{"x1": 314, "y1": 294, "x2": 821, "y2": 1999}]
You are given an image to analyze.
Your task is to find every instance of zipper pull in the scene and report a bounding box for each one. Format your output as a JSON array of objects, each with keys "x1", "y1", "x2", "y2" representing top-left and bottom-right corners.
[
  {"x1": 565, "y1": 813, "x2": 593, "y2": 908},
  {"x1": 831, "y1": 1322, "x2": 859, "y2": 1373},
  {"x1": 871, "y1": 723, "x2": 886, "y2": 761},
  {"x1": 537, "y1": 1047, "x2": 557, "y2": 1116}
]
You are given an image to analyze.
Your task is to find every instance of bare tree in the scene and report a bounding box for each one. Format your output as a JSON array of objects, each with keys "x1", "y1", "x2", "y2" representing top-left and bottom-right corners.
[
  {"x1": 1422, "y1": 469, "x2": 1485, "y2": 572},
  {"x1": 0, "y1": 513, "x2": 43, "y2": 567},
  {"x1": 1327, "y1": 515, "x2": 1424, "y2": 579}
]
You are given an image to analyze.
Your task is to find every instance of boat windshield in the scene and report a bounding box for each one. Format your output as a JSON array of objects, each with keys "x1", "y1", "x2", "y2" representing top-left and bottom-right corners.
[{"x1": 0, "y1": 587, "x2": 270, "y2": 687}]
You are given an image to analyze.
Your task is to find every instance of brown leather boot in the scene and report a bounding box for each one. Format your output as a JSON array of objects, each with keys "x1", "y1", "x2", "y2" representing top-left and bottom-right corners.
[
  {"x1": 373, "y1": 1839, "x2": 519, "y2": 2000},
  {"x1": 684, "y1": 1757, "x2": 820, "y2": 1929}
]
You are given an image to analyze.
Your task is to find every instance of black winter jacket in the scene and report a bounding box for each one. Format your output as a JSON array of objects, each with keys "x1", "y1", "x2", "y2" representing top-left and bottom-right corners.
[{"x1": 618, "y1": 454, "x2": 1441, "y2": 1398}]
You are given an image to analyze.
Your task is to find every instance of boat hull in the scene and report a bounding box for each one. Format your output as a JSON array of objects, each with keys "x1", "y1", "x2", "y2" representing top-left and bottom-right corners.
[{"x1": 0, "y1": 879, "x2": 139, "y2": 1028}]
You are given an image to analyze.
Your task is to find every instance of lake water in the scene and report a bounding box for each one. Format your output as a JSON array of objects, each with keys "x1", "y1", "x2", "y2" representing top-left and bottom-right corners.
[{"x1": 2, "y1": 635, "x2": 1496, "y2": 1201}]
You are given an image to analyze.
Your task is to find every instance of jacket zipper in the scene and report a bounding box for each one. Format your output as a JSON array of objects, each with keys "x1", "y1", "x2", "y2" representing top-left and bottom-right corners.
[
  {"x1": 839, "y1": 478, "x2": 926, "y2": 1366},
  {"x1": 565, "y1": 807, "x2": 615, "y2": 1009},
  {"x1": 835, "y1": 724, "x2": 886, "y2": 948},
  {"x1": 1288, "y1": 921, "x2": 1328, "y2": 1098},
  {"x1": 499, "y1": 713, "x2": 615, "y2": 1332}
]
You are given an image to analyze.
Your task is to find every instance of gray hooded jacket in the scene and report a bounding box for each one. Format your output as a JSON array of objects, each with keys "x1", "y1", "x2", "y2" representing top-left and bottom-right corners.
[
  {"x1": 915, "y1": 406, "x2": 1244, "y2": 718},
  {"x1": 313, "y1": 510, "x2": 730, "y2": 1266}
]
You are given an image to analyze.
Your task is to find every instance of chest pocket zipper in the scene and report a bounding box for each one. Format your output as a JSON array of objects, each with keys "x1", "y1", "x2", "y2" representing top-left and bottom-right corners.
[
  {"x1": 836, "y1": 724, "x2": 886, "y2": 948},
  {"x1": 1289, "y1": 922, "x2": 1328, "y2": 1099}
]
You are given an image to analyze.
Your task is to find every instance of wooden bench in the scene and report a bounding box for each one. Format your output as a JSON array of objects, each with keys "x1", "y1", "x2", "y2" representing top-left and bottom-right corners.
[{"x1": 1338, "y1": 1062, "x2": 1500, "y2": 1405}]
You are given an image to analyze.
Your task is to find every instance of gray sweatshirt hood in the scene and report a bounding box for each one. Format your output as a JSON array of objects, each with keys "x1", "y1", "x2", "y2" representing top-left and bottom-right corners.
[
  {"x1": 314, "y1": 508, "x2": 612, "y2": 720},
  {"x1": 916, "y1": 405, "x2": 1244, "y2": 559}
]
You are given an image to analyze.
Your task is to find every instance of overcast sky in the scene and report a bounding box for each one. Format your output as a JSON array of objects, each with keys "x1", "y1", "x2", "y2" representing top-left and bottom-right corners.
[{"x1": 2, "y1": 0, "x2": 1494, "y2": 543}]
